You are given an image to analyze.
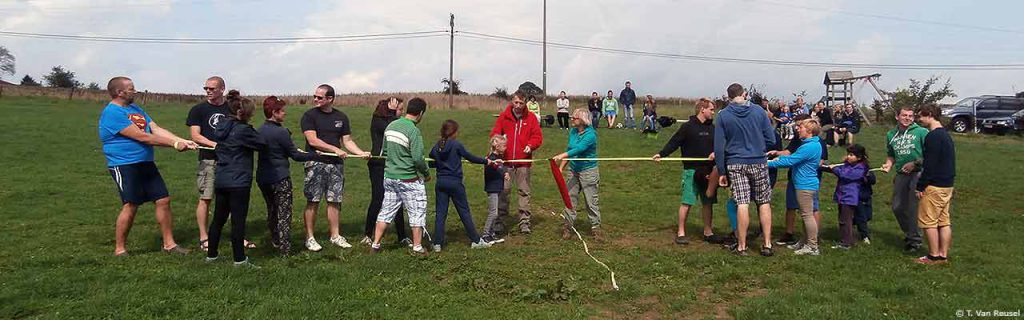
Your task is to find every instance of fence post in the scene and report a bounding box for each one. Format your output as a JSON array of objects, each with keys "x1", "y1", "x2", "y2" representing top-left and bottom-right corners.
[
  {"x1": 67, "y1": 87, "x2": 75, "y2": 101},
  {"x1": 0, "y1": 82, "x2": 4, "y2": 98},
  {"x1": 142, "y1": 90, "x2": 148, "y2": 105}
]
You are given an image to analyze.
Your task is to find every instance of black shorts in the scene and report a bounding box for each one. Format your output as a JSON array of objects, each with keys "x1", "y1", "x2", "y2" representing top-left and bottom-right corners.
[{"x1": 108, "y1": 161, "x2": 169, "y2": 205}]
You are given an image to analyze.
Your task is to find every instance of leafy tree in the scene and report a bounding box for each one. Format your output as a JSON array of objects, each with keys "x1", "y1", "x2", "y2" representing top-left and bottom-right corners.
[
  {"x1": 441, "y1": 78, "x2": 466, "y2": 95},
  {"x1": 890, "y1": 76, "x2": 956, "y2": 110},
  {"x1": 0, "y1": 46, "x2": 14, "y2": 80},
  {"x1": 43, "y1": 66, "x2": 81, "y2": 88},
  {"x1": 86, "y1": 82, "x2": 101, "y2": 90},
  {"x1": 20, "y1": 75, "x2": 41, "y2": 86},
  {"x1": 517, "y1": 81, "x2": 543, "y2": 97},
  {"x1": 492, "y1": 87, "x2": 509, "y2": 99}
]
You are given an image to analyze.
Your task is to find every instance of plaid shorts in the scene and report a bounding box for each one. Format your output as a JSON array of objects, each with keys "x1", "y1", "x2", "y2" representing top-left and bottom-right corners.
[
  {"x1": 727, "y1": 163, "x2": 772, "y2": 205},
  {"x1": 378, "y1": 178, "x2": 427, "y2": 227},
  {"x1": 303, "y1": 161, "x2": 344, "y2": 203}
]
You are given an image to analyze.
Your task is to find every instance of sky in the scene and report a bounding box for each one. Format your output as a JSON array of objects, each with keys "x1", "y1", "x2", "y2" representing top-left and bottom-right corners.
[{"x1": 2, "y1": 0, "x2": 1023, "y2": 104}]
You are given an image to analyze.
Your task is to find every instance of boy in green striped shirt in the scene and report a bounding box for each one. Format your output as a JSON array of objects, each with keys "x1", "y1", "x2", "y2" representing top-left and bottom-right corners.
[{"x1": 371, "y1": 98, "x2": 431, "y2": 255}]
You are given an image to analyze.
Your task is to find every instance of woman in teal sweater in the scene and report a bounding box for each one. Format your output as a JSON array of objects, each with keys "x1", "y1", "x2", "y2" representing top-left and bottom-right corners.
[{"x1": 552, "y1": 108, "x2": 602, "y2": 240}]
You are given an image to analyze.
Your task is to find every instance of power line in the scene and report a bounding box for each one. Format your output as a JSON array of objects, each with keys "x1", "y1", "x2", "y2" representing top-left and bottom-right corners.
[
  {"x1": 748, "y1": 0, "x2": 1024, "y2": 35},
  {"x1": 456, "y1": 31, "x2": 1024, "y2": 70},
  {"x1": 0, "y1": 30, "x2": 449, "y2": 44}
]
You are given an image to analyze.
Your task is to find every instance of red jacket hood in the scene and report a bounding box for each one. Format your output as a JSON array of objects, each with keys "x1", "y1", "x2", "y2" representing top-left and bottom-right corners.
[{"x1": 491, "y1": 103, "x2": 544, "y2": 166}]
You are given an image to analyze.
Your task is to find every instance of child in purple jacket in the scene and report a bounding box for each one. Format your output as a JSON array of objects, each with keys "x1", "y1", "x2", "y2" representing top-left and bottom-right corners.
[{"x1": 823, "y1": 144, "x2": 869, "y2": 250}]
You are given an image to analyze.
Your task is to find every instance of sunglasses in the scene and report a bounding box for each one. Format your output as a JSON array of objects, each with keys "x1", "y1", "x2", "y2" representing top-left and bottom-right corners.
[
  {"x1": 203, "y1": 87, "x2": 218, "y2": 92},
  {"x1": 313, "y1": 95, "x2": 331, "y2": 100}
]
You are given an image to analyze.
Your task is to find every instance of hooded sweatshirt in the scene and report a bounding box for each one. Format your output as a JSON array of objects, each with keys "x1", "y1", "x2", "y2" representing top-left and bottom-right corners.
[
  {"x1": 714, "y1": 101, "x2": 776, "y2": 175},
  {"x1": 429, "y1": 139, "x2": 487, "y2": 181},
  {"x1": 829, "y1": 161, "x2": 868, "y2": 206},
  {"x1": 490, "y1": 103, "x2": 543, "y2": 167},
  {"x1": 885, "y1": 122, "x2": 928, "y2": 173},
  {"x1": 213, "y1": 117, "x2": 267, "y2": 188}
]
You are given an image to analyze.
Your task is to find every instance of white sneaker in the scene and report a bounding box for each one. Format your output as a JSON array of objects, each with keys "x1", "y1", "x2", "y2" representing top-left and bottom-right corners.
[
  {"x1": 359, "y1": 236, "x2": 371, "y2": 245},
  {"x1": 399, "y1": 238, "x2": 413, "y2": 247},
  {"x1": 794, "y1": 245, "x2": 820, "y2": 256},
  {"x1": 862, "y1": 237, "x2": 871, "y2": 245},
  {"x1": 432, "y1": 244, "x2": 442, "y2": 253},
  {"x1": 786, "y1": 241, "x2": 805, "y2": 250},
  {"x1": 330, "y1": 235, "x2": 353, "y2": 249},
  {"x1": 306, "y1": 238, "x2": 323, "y2": 252},
  {"x1": 471, "y1": 240, "x2": 492, "y2": 249}
]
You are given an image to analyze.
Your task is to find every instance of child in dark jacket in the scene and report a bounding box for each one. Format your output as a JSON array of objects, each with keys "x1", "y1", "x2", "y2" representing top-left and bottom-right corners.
[
  {"x1": 823, "y1": 144, "x2": 869, "y2": 249},
  {"x1": 429, "y1": 120, "x2": 497, "y2": 252},
  {"x1": 855, "y1": 170, "x2": 876, "y2": 244},
  {"x1": 480, "y1": 135, "x2": 509, "y2": 243}
]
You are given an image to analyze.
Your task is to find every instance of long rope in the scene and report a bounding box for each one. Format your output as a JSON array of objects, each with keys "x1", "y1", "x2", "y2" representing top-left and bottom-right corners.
[{"x1": 550, "y1": 210, "x2": 620, "y2": 291}]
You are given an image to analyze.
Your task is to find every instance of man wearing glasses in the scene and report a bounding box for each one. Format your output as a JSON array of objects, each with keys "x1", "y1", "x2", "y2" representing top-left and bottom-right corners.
[
  {"x1": 186, "y1": 76, "x2": 234, "y2": 252},
  {"x1": 300, "y1": 84, "x2": 370, "y2": 251}
]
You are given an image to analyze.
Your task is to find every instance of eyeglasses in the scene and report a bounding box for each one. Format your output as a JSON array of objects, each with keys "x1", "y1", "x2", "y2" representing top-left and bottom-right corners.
[
  {"x1": 203, "y1": 87, "x2": 217, "y2": 92},
  {"x1": 313, "y1": 95, "x2": 330, "y2": 100}
]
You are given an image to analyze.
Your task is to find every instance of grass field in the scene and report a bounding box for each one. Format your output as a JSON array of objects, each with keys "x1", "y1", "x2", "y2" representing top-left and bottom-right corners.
[{"x1": 1, "y1": 96, "x2": 1021, "y2": 319}]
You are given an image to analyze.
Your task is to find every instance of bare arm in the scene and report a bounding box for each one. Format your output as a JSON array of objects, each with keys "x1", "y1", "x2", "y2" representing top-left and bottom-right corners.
[
  {"x1": 342, "y1": 135, "x2": 370, "y2": 158},
  {"x1": 189, "y1": 125, "x2": 217, "y2": 148},
  {"x1": 122, "y1": 121, "x2": 194, "y2": 151},
  {"x1": 302, "y1": 130, "x2": 344, "y2": 155}
]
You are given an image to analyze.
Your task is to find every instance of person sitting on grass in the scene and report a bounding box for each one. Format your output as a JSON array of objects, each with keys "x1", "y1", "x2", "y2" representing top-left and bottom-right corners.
[
  {"x1": 821, "y1": 144, "x2": 870, "y2": 250},
  {"x1": 553, "y1": 108, "x2": 603, "y2": 240},
  {"x1": 767, "y1": 119, "x2": 823, "y2": 256},
  {"x1": 642, "y1": 95, "x2": 659, "y2": 132},
  {"x1": 99, "y1": 76, "x2": 197, "y2": 257},
  {"x1": 603, "y1": 90, "x2": 618, "y2": 129},
  {"x1": 526, "y1": 95, "x2": 542, "y2": 123},
  {"x1": 206, "y1": 91, "x2": 267, "y2": 268},
  {"x1": 429, "y1": 120, "x2": 497, "y2": 252}
]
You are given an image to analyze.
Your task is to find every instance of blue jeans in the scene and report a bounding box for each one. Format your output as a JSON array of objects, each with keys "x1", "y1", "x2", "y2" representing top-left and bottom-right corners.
[
  {"x1": 434, "y1": 178, "x2": 481, "y2": 245},
  {"x1": 590, "y1": 110, "x2": 601, "y2": 128},
  {"x1": 622, "y1": 104, "x2": 636, "y2": 128}
]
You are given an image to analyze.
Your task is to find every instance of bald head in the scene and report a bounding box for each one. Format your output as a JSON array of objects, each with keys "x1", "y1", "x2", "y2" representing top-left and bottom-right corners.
[{"x1": 107, "y1": 76, "x2": 132, "y2": 98}]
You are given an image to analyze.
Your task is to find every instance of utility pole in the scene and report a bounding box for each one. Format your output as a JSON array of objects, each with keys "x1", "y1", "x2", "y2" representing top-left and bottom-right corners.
[
  {"x1": 448, "y1": 13, "x2": 455, "y2": 109},
  {"x1": 542, "y1": 0, "x2": 547, "y2": 100}
]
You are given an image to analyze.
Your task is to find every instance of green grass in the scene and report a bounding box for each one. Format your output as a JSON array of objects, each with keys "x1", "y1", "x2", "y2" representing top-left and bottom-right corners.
[{"x1": 0, "y1": 96, "x2": 1021, "y2": 319}]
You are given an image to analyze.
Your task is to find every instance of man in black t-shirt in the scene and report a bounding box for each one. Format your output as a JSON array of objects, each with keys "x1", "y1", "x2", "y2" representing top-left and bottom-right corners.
[
  {"x1": 300, "y1": 84, "x2": 371, "y2": 252},
  {"x1": 185, "y1": 76, "x2": 234, "y2": 252}
]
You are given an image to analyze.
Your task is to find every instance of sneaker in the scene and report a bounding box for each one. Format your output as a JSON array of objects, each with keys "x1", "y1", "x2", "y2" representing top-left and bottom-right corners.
[
  {"x1": 724, "y1": 242, "x2": 739, "y2": 251},
  {"x1": 520, "y1": 225, "x2": 532, "y2": 234},
  {"x1": 432, "y1": 244, "x2": 442, "y2": 253},
  {"x1": 481, "y1": 235, "x2": 505, "y2": 244},
  {"x1": 162, "y1": 245, "x2": 191, "y2": 255},
  {"x1": 674, "y1": 236, "x2": 690, "y2": 245},
  {"x1": 760, "y1": 246, "x2": 774, "y2": 257},
  {"x1": 722, "y1": 234, "x2": 738, "y2": 246},
  {"x1": 914, "y1": 255, "x2": 947, "y2": 265},
  {"x1": 703, "y1": 234, "x2": 727, "y2": 244},
  {"x1": 904, "y1": 242, "x2": 922, "y2": 252},
  {"x1": 471, "y1": 240, "x2": 492, "y2": 249},
  {"x1": 204, "y1": 256, "x2": 218, "y2": 263},
  {"x1": 411, "y1": 245, "x2": 429, "y2": 256},
  {"x1": 786, "y1": 241, "x2": 805, "y2": 250},
  {"x1": 399, "y1": 238, "x2": 413, "y2": 248},
  {"x1": 861, "y1": 237, "x2": 871, "y2": 245},
  {"x1": 233, "y1": 258, "x2": 261, "y2": 269},
  {"x1": 730, "y1": 246, "x2": 749, "y2": 256},
  {"x1": 793, "y1": 245, "x2": 820, "y2": 256},
  {"x1": 330, "y1": 235, "x2": 353, "y2": 249},
  {"x1": 831, "y1": 243, "x2": 852, "y2": 250},
  {"x1": 359, "y1": 236, "x2": 372, "y2": 245},
  {"x1": 306, "y1": 238, "x2": 323, "y2": 252},
  {"x1": 370, "y1": 243, "x2": 382, "y2": 254},
  {"x1": 775, "y1": 233, "x2": 798, "y2": 246}
]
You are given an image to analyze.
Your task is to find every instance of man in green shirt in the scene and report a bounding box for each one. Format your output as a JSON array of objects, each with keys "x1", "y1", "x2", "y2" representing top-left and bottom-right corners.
[
  {"x1": 371, "y1": 98, "x2": 431, "y2": 255},
  {"x1": 881, "y1": 106, "x2": 929, "y2": 251}
]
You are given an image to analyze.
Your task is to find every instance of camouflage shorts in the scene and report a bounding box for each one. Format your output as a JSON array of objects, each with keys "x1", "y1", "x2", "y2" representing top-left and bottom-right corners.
[{"x1": 303, "y1": 161, "x2": 344, "y2": 203}]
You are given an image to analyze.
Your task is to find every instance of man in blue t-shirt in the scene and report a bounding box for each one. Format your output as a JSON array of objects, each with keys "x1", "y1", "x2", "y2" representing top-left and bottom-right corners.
[{"x1": 98, "y1": 76, "x2": 197, "y2": 257}]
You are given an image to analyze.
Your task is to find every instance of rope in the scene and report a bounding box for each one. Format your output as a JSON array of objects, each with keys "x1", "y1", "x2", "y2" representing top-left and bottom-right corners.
[{"x1": 550, "y1": 211, "x2": 620, "y2": 291}]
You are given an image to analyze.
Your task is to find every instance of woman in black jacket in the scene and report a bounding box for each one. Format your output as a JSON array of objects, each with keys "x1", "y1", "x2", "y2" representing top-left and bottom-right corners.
[
  {"x1": 208, "y1": 91, "x2": 266, "y2": 267},
  {"x1": 256, "y1": 96, "x2": 316, "y2": 255},
  {"x1": 361, "y1": 97, "x2": 410, "y2": 245}
]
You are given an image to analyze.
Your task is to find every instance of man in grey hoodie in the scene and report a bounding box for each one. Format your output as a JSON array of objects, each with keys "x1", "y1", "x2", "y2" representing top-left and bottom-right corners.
[{"x1": 714, "y1": 83, "x2": 777, "y2": 257}]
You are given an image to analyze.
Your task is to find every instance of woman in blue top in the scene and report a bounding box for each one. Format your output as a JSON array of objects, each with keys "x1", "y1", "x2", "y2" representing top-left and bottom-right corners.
[
  {"x1": 429, "y1": 120, "x2": 499, "y2": 252},
  {"x1": 552, "y1": 108, "x2": 602, "y2": 240},
  {"x1": 767, "y1": 119, "x2": 823, "y2": 256}
]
